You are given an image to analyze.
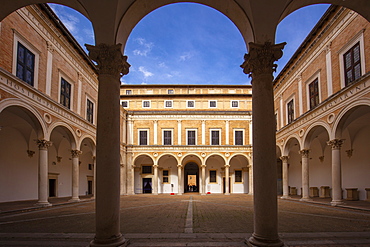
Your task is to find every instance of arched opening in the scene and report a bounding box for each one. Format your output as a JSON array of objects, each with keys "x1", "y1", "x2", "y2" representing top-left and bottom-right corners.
[
  {"x1": 133, "y1": 154, "x2": 154, "y2": 194},
  {"x1": 229, "y1": 154, "x2": 250, "y2": 194},
  {"x1": 184, "y1": 162, "x2": 199, "y2": 193}
]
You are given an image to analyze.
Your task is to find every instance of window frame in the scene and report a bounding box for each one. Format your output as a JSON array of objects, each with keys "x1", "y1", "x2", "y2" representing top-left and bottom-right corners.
[
  {"x1": 142, "y1": 100, "x2": 151, "y2": 108},
  {"x1": 59, "y1": 77, "x2": 72, "y2": 109},
  {"x1": 286, "y1": 97, "x2": 295, "y2": 125},
  {"x1": 86, "y1": 97, "x2": 95, "y2": 124},
  {"x1": 186, "y1": 129, "x2": 197, "y2": 145},
  {"x1": 120, "y1": 100, "x2": 129, "y2": 108},
  {"x1": 141, "y1": 165, "x2": 153, "y2": 174},
  {"x1": 186, "y1": 100, "x2": 195, "y2": 108},
  {"x1": 210, "y1": 129, "x2": 221, "y2": 145},
  {"x1": 209, "y1": 170, "x2": 217, "y2": 183},
  {"x1": 138, "y1": 129, "x2": 149, "y2": 145},
  {"x1": 168, "y1": 89, "x2": 174, "y2": 94},
  {"x1": 308, "y1": 78, "x2": 320, "y2": 110},
  {"x1": 126, "y1": 90, "x2": 132, "y2": 95},
  {"x1": 162, "y1": 170, "x2": 170, "y2": 183},
  {"x1": 209, "y1": 100, "x2": 217, "y2": 108},
  {"x1": 162, "y1": 129, "x2": 173, "y2": 145},
  {"x1": 164, "y1": 100, "x2": 173, "y2": 108},
  {"x1": 234, "y1": 170, "x2": 243, "y2": 183},
  {"x1": 231, "y1": 100, "x2": 239, "y2": 108},
  {"x1": 233, "y1": 129, "x2": 244, "y2": 145}
]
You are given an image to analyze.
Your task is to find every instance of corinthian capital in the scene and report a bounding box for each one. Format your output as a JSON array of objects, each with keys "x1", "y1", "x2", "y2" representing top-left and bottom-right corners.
[
  {"x1": 37, "y1": 139, "x2": 52, "y2": 149},
  {"x1": 86, "y1": 43, "x2": 130, "y2": 78},
  {"x1": 71, "y1": 149, "x2": 82, "y2": 158},
  {"x1": 240, "y1": 42, "x2": 286, "y2": 77},
  {"x1": 299, "y1": 149, "x2": 310, "y2": 158},
  {"x1": 327, "y1": 139, "x2": 344, "y2": 150},
  {"x1": 279, "y1": 156, "x2": 289, "y2": 162}
]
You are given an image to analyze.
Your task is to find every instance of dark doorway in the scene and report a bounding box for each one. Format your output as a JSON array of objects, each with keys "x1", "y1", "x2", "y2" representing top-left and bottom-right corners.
[
  {"x1": 277, "y1": 159, "x2": 283, "y2": 195},
  {"x1": 223, "y1": 177, "x2": 231, "y2": 193},
  {"x1": 49, "y1": 179, "x2": 56, "y2": 197},
  {"x1": 143, "y1": 178, "x2": 152, "y2": 194},
  {"x1": 88, "y1": 180, "x2": 93, "y2": 195},
  {"x1": 184, "y1": 162, "x2": 199, "y2": 193}
]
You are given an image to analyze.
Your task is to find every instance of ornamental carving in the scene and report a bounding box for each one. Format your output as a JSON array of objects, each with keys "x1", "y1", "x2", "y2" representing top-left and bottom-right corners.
[
  {"x1": 37, "y1": 139, "x2": 52, "y2": 149},
  {"x1": 71, "y1": 150, "x2": 82, "y2": 158},
  {"x1": 86, "y1": 43, "x2": 130, "y2": 78},
  {"x1": 279, "y1": 156, "x2": 289, "y2": 162},
  {"x1": 327, "y1": 139, "x2": 344, "y2": 150},
  {"x1": 299, "y1": 149, "x2": 310, "y2": 158},
  {"x1": 240, "y1": 42, "x2": 286, "y2": 77}
]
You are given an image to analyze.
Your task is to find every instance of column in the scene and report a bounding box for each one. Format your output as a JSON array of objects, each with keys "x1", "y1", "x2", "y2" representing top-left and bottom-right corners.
[
  {"x1": 77, "y1": 73, "x2": 83, "y2": 115},
  {"x1": 300, "y1": 149, "x2": 310, "y2": 201},
  {"x1": 178, "y1": 120, "x2": 182, "y2": 145},
  {"x1": 224, "y1": 164, "x2": 230, "y2": 195},
  {"x1": 177, "y1": 164, "x2": 182, "y2": 195},
  {"x1": 280, "y1": 156, "x2": 290, "y2": 199},
  {"x1": 36, "y1": 139, "x2": 52, "y2": 207},
  {"x1": 153, "y1": 120, "x2": 158, "y2": 145},
  {"x1": 201, "y1": 164, "x2": 206, "y2": 195},
  {"x1": 70, "y1": 149, "x2": 82, "y2": 202},
  {"x1": 86, "y1": 43, "x2": 130, "y2": 247},
  {"x1": 297, "y1": 75, "x2": 303, "y2": 116},
  {"x1": 248, "y1": 164, "x2": 253, "y2": 195},
  {"x1": 201, "y1": 120, "x2": 206, "y2": 145},
  {"x1": 327, "y1": 139, "x2": 344, "y2": 206},
  {"x1": 225, "y1": 120, "x2": 229, "y2": 145},
  {"x1": 130, "y1": 165, "x2": 135, "y2": 195},
  {"x1": 92, "y1": 155, "x2": 96, "y2": 198},
  {"x1": 153, "y1": 164, "x2": 158, "y2": 195},
  {"x1": 241, "y1": 41, "x2": 285, "y2": 247}
]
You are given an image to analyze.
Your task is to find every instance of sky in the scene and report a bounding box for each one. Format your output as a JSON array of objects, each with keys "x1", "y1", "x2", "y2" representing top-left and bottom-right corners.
[{"x1": 49, "y1": 3, "x2": 330, "y2": 85}]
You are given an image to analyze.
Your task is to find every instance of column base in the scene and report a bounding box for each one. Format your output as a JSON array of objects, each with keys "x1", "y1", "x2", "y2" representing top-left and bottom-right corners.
[
  {"x1": 69, "y1": 198, "x2": 81, "y2": 202},
  {"x1": 331, "y1": 200, "x2": 343, "y2": 206},
  {"x1": 177, "y1": 193, "x2": 182, "y2": 196},
  {"x1": 246, "y1": 234, "x2": 284, "y2": 247},
  {"x1": 89, "y1": 234, "x2": 129, "y2": 247},
  {"x1": 224, "y1": 193, "x2": 230, "y2": 195},
  {"x1": 280, "y1": 195, "x2": 291, "y2": 199},
  {"x1": 299, "y1": 197, "x2": 312, "y2": 202},
  {"x1": 35, "y1": 201, "x2": 52, "y2": 207}
]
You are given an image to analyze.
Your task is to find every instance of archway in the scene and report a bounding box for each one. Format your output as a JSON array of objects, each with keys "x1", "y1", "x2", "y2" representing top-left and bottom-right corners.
[
  {"x1": 133, "y1": 154, "x2": 154, "y2": 194},
  {"x1": 184, "y1": 162, "x2": 199, "y2": 193}
]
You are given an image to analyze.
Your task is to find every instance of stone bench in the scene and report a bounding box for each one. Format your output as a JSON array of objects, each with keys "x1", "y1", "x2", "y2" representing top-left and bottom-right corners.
[
  {"x1": 346, "y1": 188, "x2": 359, "y2": 201},
  {"x1": 320, "y1": 186, "x2": 330, "y2": 198}
]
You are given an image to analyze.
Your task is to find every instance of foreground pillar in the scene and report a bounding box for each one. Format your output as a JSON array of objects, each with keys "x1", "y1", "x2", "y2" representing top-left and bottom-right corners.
[
  {"x1": 280, "y1": 156, "x2": 290, "y2": 199},
  {"x1": 241, "y1": 42, "x2": 285, "y2": 247},
  {"x1": 36, "y1": 139, "x2": 52, "y2": 207},
  {"x1": 300, "y1": 149, "x2": 310, "y2": 201},
  {"x1": 328, "y1": 139, "x2": 344, "y2": 206},
  {"x1": 87, "y1": 43, "x2": 130, "y2": 247},
  {"x1": 224, "y1": 164, "x2": 230, "y2": 195},
  {"x1": 70, "y1": 149, "x2": 82, "y2": 202},
  {"x1": 177, "y1": 164, "x2": 182, "y2": 195}
]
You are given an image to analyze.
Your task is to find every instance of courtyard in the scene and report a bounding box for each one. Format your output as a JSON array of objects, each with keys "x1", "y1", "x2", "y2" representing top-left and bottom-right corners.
[{"x1": 0, "y1": 194, "x2": 370, "y2": 246}]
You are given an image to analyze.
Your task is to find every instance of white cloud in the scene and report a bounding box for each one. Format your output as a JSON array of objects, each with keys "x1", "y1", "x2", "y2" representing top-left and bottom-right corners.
[
  {"x1": 179, "y1": 52, "x2": 194, "y2": 61},
  {"x1": 133, "y1": 38, "x2": 153, "y2": 56},
  {"x1": 158, "y1": 62, "x2": 167, "y2": 68},
  {"x1": 139, "y1": 66, "x2": 154, "y2": 77}
]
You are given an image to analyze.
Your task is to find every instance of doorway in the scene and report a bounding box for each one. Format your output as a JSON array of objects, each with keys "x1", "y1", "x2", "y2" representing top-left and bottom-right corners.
[
  {"x1": 143, "y1": 178, "x2": 152, "y2": 194},
  {"x1": 49, "y1": 179, "x2": 56, "y2": 197},
  {"x1": 88, "y1": 180, "x2": 93, "y2": 195},
  {"x1": 184, "y1": 162, "x2": 199, "y2": 193}
]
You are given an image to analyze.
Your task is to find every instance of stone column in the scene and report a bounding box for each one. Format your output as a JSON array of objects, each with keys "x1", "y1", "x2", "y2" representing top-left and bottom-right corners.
[
  {"x1": 201, "y1": 164, "x2": 206, "y2": 195},
  {"x1": 93, "y1": 156, "x2": 96, "y2": 198},
  {"x1": 248, "y1": 164, "x2": 253, "y2": 195},
  {"x1": 86, "y1": 43, "x2": 130, "y2": 247},
  {"x1": 177, "y1": 164, "x2": 182, "y2": 195},
  {"x1": 36, "y1": 139, "x2": 52, "y2": 207},
  {"x1": 300, "y1": 149, "x2": 310, "y2": 201},
  {"x1": 280, "y1": 156, "x2": 290, "y2": 199},
  {"x1": 327, "y1": 139, "x2": 344, "y2": 206},
  {"x1": 224, "y1": 164, "x2": 230, "y2": 195},
  {"x1": 153, "y1": 164, "x2": 158, "y2": 195},
  {"x1": 241, "y1": 41, "x2": 285, "y2": 247},
  {"x1": 70, "y1": 149, "x2": 82, "y2": 202}
]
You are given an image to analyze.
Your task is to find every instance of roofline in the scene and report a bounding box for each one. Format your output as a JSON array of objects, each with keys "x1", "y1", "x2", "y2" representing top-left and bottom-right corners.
[
  {"x1": 120, "y1": 93, "x2": 252, "y2": 98},
  {"x1": 121, "y1": 84, "x2": 252, "y2": 88}
]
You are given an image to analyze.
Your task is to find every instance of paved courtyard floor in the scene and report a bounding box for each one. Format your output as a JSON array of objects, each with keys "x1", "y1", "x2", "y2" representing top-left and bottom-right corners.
[{"x1": 0, "y1": 194, "x2": 370, "y2": 246}]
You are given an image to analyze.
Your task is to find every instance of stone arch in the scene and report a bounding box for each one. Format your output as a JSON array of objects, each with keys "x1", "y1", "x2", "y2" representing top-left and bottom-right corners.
[
  {"x1": 180, "y1": 153, "x2": 203, "y2": 165},
  {"x1": 47, "y1": 122, "x2": 77, "y2": 149},
  {"x1": 282, "y1": 135, "x2": 302, "y2": 156},
  {"x1": 302, "y1": 121, "x2": 331, "y2": 149},
  {"x1": 229, "y1": 153, "x2": 251, "y2": 165},
  {"x1": 157, "y1": 153, "x2": 178, "y2": 163},
  {"x1": 133, "y1": 153, "x2": 155, "y2": 165},
  {"x1": 204, "y1": 153, "x2": 227, "y2": 165}
]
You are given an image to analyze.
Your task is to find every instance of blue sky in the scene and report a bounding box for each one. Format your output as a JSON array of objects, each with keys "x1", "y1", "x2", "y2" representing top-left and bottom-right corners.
[{"x1": 49, "y1": 3, "x2": 329, "y2": 85}]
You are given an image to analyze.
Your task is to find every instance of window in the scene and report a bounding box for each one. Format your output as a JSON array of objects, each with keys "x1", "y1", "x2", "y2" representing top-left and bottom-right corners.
[
  {"x1": 86, "y1": 98, "x2": 94, "y2": 124},
  {"x1": 231, "y1": 100, "x2": 239, "y2": 108},
  {"x1": 165, "y1": 100, "x2": 173, "y2": 108},
  {"x1": 343, "y1": 42, "x2": 361, "y2": 86},
  {"x1": 168, "y1": 89, "x2": 174, "y2": 94},
  {"x1": 187, "y1": 100, "x2": 195, "y2": 108},
  {"x1": 209, "y1": 170, "x2": 217, "y2": 183},
  {"x1": 126, "y1": 90, "x2": 132, "y2": 95},
  {"x1": 142, "y1": 166, "x2": 152, "y2": 174},
  {"x1": 209, "y1": 100, "x2": 217, "y2": 108},
  {"x1": 235, "y1": 170, "x2": 242, "y2": 183},
  {"x1": 16, "y1": 42, "x2": 35, "y2": 86},
  {"x1": 308, "y1": 78, "x2": 319, "y2": 109},
  {"x1": 163, "y1": 170, "x2": 169, "y2": 183},
  {"x1": 88, "y1": 164, "x2": 93, "y2": 170},
  {"x1": 139, "y1": 130, "x2": 148, "y2": 145},
  {"x1": 234, "y1": 130, "x2": 244, "y2": 145},
  {"x1": 187, "y1": 130, "x2": 196, "y2": 145},
  {"x1": 163, "y1": 130, "x2": 172, "y2": 145},
  {"x1": 142, "y1": 100, "x2": 151, "y2": 108},
  {"x1": 210, "y1": 129, "x2": 220, "y2": 145},
  {"x1": 287, "y1": 99, "x2": 294, "y2": 124},
  {"x1": 121, "y1": 101, "x2": 128, "y2": 108},
  {"x1": 60, "y1": 78, "x2": 71, "y2": 109}
]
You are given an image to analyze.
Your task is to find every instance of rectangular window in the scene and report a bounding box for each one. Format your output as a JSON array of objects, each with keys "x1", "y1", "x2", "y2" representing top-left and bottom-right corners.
[
  {"x1": 143, "y1": 100, "x2": 151, "y2": 108},
  {"x1": 187, "y1": 100, "x2": 195, "y2": 108},
  {"x1": 163, "y1": 130, "x2": 172, "y2": 145},
  {"x1": 60, "y1": 78, "x2": 71, "y2": 109},
  {"x1": 163, "y1": 170, "x2": 169, "y2": 183},
  {"x1": 142, "y1": 166, "x2": 152, "y2": 174},
  {"x1": 209, "y1": 100, "x2": 217, "y2": 108},
  {"x1": 235, "y1": 170, "x2": 242, "y2": 183},
  {"x1": 287, "y1": 99, "x2": 294, "y2": 124},
  {"x1": 168, "y1": 89, "x2": 174, "y2": 94},
  {"x1": 211, "y1": 130, "x2": 220, "y2": 145},
  {"x1": 88, "y1": 164, "x2": 93, "y2": 170},
  {"x1": 139, "y1": 130, "x2": 148, "y2": 145},
  {"x1": 86, "y1": 99, "x2": 94, "y2": 124},
  {"x1": 16, "y1": 42, "x2": 35, "y2": 86},
  {"x1": 187, "y1": 130, "x2": 196, "y2": 145},
  {"x1": 234, "y1": 130, "x2": 243, "y2": 145},
  {"x1": 309, "y1": 78, "x2": 319, "y2": 109},
  {"x1": 121, "y1": 101, "x2": 128, "y2": 108},
  {"x1": 344, "y1": 42, "x2": 361, "y2": 86},
  {"x1": 165, "y1": 100, "x2": 173, "y2": 108},
  {"x1": 126, "y1": 90, "x2": 132, "y2": 95},
  {"x1": 231, "y1": 100, "x2": 239, "y2": 108},
  {"x1": 209, "y1": 170, "x2": 217, "y2": 183}
]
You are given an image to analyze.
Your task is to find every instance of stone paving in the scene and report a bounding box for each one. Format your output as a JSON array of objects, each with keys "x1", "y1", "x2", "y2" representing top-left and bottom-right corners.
[{"x1": 0, "y1": 194, "x2": 370, "y2": 246}]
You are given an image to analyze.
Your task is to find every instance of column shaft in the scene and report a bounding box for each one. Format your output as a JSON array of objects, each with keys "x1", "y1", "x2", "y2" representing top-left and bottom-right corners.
[
  {"x1": 177, "y1": 165, "x2": 182, "y2": 195},
  {"x1": 201, "y1": 165, "x2": 206, "y2": 195},
  {"x1": 153, "y1": 164, "x2": 158, "y2": 195},
  {"x1": 328, "y1": 139, "x2": 344, "y2": 206},
  {"x1": 225, "y1": 165, "x2": 230, "y2": 195},
  {"x1": 36, "y1": 140, "x2": 52, "y2": 207},
  {"x1": 280, "y1": 156, "x2": 290, "y2": 199},
  {"x1": 300, "y1": 150, "x2": 310, "y2": 201}
]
